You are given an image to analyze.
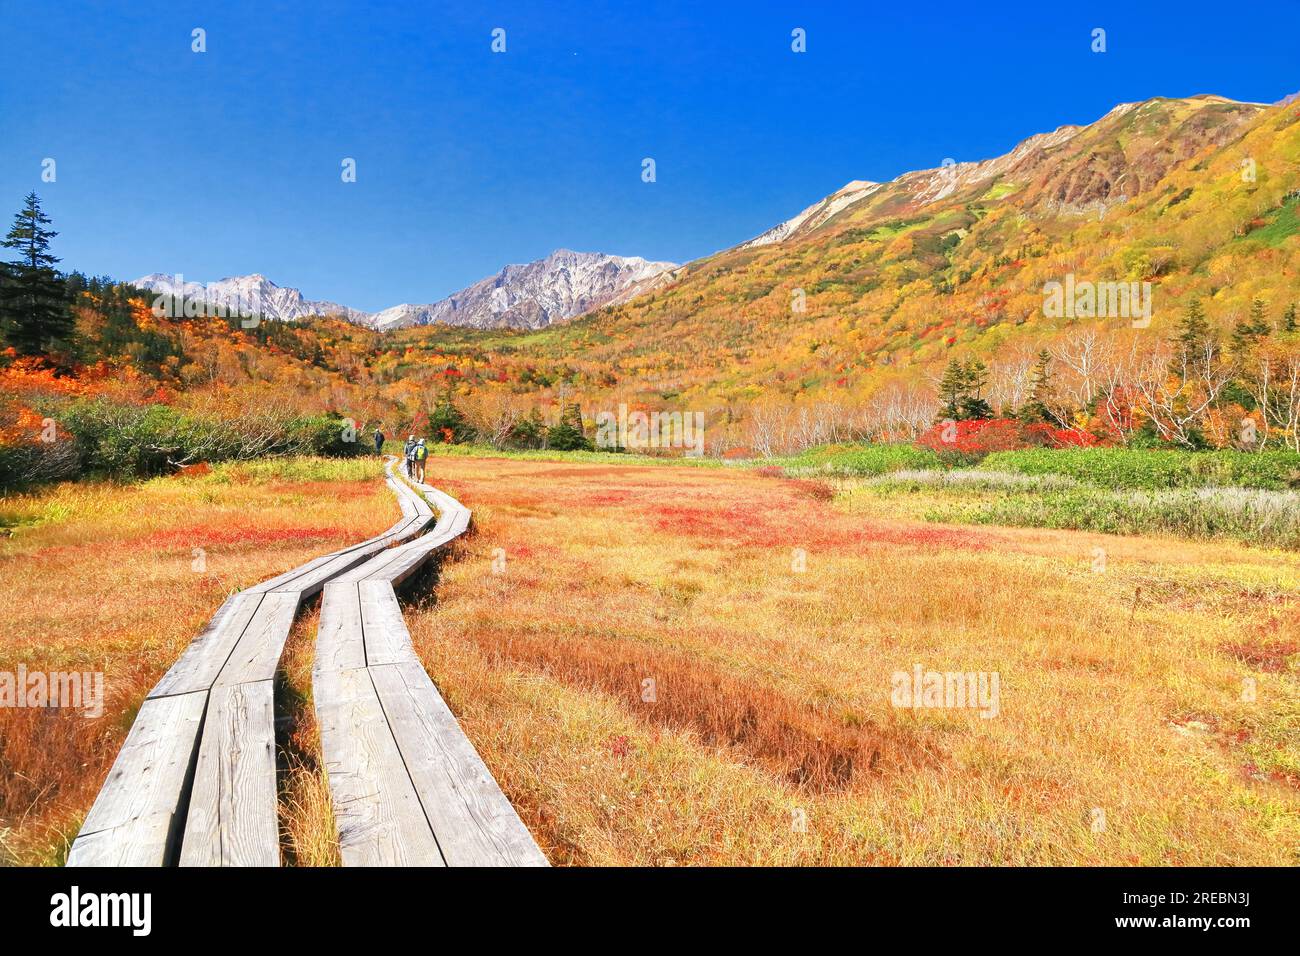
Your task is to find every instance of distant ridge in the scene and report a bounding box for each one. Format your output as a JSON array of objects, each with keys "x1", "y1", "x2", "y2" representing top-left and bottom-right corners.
[{"x1": 135, "y1": 249, "x2": 677, "y2": 331}]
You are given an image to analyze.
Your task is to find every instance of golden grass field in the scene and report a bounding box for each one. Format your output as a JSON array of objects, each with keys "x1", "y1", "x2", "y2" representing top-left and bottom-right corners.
[
  {"x1": 0, "y1": 458, "x2": 395, "y2": 866},
  {"x1": 1, "y1": 454, "x2": 1297, "y2": 865}
]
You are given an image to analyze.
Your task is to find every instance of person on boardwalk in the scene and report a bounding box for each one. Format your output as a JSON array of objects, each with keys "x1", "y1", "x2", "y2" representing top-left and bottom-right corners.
[
  {"x1": 403, "y1": 434, "x2": 416, "y2": 476},
  {"x1": 373, "y1": 425, "x2": 386, "y2": 456},
  {"x1": 412, "y1": 438, "x2": 429, "y2": 483}
]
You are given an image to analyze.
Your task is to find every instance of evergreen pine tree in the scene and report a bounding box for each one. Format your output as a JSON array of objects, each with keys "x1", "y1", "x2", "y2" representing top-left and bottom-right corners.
[
  {"x1": 546, "y1": 403, "x2": 592, "y2": 451},
  {"x1": 937, "y1": 358, "x2": 969, "y2": 420},
  {"x1": 958, "y1": 357, "x2": 993, "y2": 420},
  {"x1": 428, "y1": 392, "x2": 472, "y2": 443},
  {"x1": 0, "y1": 192, "x2": 70, "y2": 356},
  {"x1": 511, "y1": 407, "x2": 547, "y2": 449},
  {"x1": 1249, "y1": 297, "x2": 1270, "y2": 334},
  {"x1": 1170, "y1": 299, "x2": 1215, "y2": 375},
  {"x1": 1284, "y1": 304, "x2": 1297, "y2": 333},
  {"x1": 1019, "y1": 349, "x2": 1054, "y2": 423}
]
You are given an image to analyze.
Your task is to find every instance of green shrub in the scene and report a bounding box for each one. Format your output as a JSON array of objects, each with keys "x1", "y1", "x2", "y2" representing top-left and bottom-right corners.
[
  {"x1": 50, "y1": 400, "x2": 364, "y2": 481},
  {"x1": 981, "y1": 448, "x2": 1300, "y2": 491},
  {"x1": 781, "y1": 443, "x2": 944, "y2": 476},
  {"x1": 287, "y1": 414, "x2": 366, "y2": 458}
]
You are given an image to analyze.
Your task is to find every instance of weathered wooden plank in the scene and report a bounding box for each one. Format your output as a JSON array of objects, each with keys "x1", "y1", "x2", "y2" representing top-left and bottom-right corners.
[
  {"x1": 358, "y1": 580, "x2": 417, "y2": 667},
  {"x1": 313, "y1": 474, "x2": 545, "y2": 867},
  {"x1": 315, "y1": 666, "x2": 446, "y2": 866},
  {"x1": 269, "y1": 521, "x2": 427, "y2": 598},
  {"x1": 65, "y1": 815, "x2": 185, "y2": 867},
  {"x1": 370, "y1": 540, "x2": 444, "y2": 589},
  {"x1": 330, "y1": 528, "x2": 428, "y2": 585},
  {"x1": 390, "y1": 478, "x2": 432, "y2": 517},
  {"x1": 394, "y1": 489, "x2": 418, "y2": 519},
  {"x1": 68, "y1": 691, "x2": 207, "y2": 866},
  {"x1": 370, "y1": 661, "x2": 548, "y2": 867},
  {"x1": 212, "y1": 590, "x2": 302, "y2": 688},
  {"x1": 179, "y1": 680, "x2": 279, "y2": 867},
  {"x1": 148, "y1": 593, "x2": 264, "y2": 699},
  {"x1": 315, "y1": 581, "x2": 367, "y2": 674},
  {"x1": 242, "y1": 551, "x2": 337, "y2": 596}
]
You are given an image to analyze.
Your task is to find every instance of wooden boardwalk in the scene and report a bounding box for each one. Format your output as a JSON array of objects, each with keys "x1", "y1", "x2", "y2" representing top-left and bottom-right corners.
[
  {"x1": 68, "y1": 458, "x2": 543, "y2": 867},
  {"x1": 314, "y1": 478, "x2": 547, "y2": 866}
]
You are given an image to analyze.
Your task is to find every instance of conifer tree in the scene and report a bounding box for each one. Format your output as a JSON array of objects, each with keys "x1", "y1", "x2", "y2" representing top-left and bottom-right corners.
[
  {"x1": 1019, "y1": 349, "x2": 1055, "y2": 423},
  {"x1": 937, "y1": 358, "x2": 969, "y2": 420},
  {"x1": 0, "y1": 193, "x2": 70, "y2": 355},
  {"x1": 958, "y1": 357, "x2": 993, "y2": 420},
  {"x1": 546, "y1": 403, "x2": 592, "y2": 451}
]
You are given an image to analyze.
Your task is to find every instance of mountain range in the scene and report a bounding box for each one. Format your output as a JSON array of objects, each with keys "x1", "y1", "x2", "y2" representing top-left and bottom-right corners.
[
  {"x1": 134, "y1": 249, "x2": 677, "y2": 332},
  {"x1": 133, "y1": 86, "x2": 1300, "y2": 420}
]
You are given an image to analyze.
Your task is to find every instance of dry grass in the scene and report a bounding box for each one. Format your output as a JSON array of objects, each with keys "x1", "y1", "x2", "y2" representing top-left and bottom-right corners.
[
  {"x1": 276, "y1": 603, "x2": 342, "y2": 867},
  {"x1": 3, "y1": 453, "x2": 1297, "y2": 866},
  {"x1": 401, "y1": 458, "x2": 1300, "y2": 865},
  {"x1": 0, "y1": 459, "x2": 394, "y2": 865}
]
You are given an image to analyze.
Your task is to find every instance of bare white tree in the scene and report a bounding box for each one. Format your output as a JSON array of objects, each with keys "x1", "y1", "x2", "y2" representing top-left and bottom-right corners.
[
  {"x1": 1132, "y1": 337, "x2": 1232, "y2": 447},
  {"x1": 462, "y1": 392, "x2": 528, "y2": 449}
]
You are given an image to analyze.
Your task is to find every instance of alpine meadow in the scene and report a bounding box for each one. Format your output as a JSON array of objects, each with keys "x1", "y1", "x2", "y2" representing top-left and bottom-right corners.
[{"x1": 0, "y1": 3, "x2": 1296, "y2": 932}]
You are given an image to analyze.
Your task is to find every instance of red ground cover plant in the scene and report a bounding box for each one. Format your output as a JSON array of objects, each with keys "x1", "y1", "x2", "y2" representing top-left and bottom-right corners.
[
  {"x1": 142, "y1": 525, "x2": 351, "y2": 549},
  {"x1": 650, "y1": 497, "x2": 989, "y2": 552},
  {"x1": 916, "y1": 417, "x2": 1101, "y2": 459}
]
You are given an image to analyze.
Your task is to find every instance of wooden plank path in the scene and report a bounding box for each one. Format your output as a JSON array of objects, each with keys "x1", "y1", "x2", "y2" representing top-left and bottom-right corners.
[
  {"x1": 314, "y1": 476, "x2": 548, "y2": 867},
  {"x1": 68, "y1": 457, "x2": 541, "y2": 866}
]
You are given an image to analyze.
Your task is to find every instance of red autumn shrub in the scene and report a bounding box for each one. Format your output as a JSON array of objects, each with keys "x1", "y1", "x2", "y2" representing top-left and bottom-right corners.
[
  {"x1": 916, "y1": 418, "x2": 1023, "y2": 460},
  {"x1": 1021, "y1": 423, "x2": 1103, "y2": 448},
  {"x1": 916, "y1": 417, "x2": 1101, "y2": 462}
]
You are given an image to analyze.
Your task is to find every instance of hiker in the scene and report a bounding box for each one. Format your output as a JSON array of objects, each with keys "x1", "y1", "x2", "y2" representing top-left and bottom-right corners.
[
  {"x1": 403, "y1": 434, "x2": 416, "y2": 476},
  {"x1": 373, "y1": 425, "x2": 385, "y2": 456},
  {"x1": 413, "y1": 438, "x2": 429, "y2": 483}
]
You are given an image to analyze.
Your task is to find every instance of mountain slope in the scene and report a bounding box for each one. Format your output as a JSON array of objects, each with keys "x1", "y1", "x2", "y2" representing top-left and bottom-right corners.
[
  {"x1": 369, "y1": 250, "x2": 678, "y2": 331},
  {"x1": 428, "y1": 92, "x2": 1297, "y2": 411}
]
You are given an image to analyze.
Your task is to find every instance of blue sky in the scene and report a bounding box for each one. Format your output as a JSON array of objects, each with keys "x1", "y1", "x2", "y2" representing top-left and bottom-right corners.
[{"x1": 2, "y1": 1, "x2": 1297, "y2": 311}]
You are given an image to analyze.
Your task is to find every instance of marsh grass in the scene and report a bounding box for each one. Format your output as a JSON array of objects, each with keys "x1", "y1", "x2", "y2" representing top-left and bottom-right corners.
[
  {"x1": 858, "y1": 470, "x2": 1300, "y2": 549},
  {"x1": 400, "y1": 456, "x2": 1300, "y2": 865},
  {"x1": 276, "y1": 604, "x2": 341, "y2": 867},
  {"x1": 5, "y1": 451, "x2": 1298, "y2": 866},
  {"x1": 0, "y1": 457, "x2": 395, "y2": 865}
]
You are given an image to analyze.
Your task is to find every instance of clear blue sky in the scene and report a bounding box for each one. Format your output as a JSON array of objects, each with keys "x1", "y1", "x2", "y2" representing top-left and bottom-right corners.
[{"x1": 2, "y1": 1, "x2": 1297, "y2": 311}]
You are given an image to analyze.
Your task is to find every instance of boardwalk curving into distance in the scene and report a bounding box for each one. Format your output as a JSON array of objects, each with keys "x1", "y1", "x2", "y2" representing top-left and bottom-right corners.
[
  {"x1": 314, "y1": 481, "x2": 547, "y2": 866},
  {"x1": 68, "y1": 458, "x2": 544, "y2": 867}
]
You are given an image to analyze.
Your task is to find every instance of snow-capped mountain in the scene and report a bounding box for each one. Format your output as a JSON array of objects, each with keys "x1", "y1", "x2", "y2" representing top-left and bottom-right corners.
[
  {"x1": 134, "y1": 250, "x2": 678, "y2": 331},
  {"x1": 738, "y1": 180, "x2": 882, "y2": 250},
  {"x1": 132, "y1": 273, "x2": 372, "y2": 325},
  {"x1": 369, "y1": 250, "x2": 679, "y2": 331}
]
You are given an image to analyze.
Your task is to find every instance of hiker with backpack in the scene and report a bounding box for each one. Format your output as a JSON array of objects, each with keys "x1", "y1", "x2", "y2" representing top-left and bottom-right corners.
[
  {"x1": 403, "y1": 434, "x2": 416, "y2": 476},
  {"x1": 412, "y1": 438, "x2": 428, "y2": 483},
  {"x1": 373, "y1": 425, "x2": 385, "y2": 456}
]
